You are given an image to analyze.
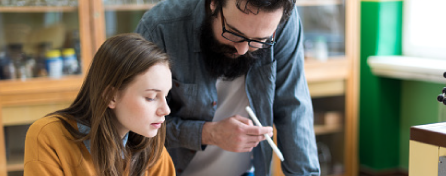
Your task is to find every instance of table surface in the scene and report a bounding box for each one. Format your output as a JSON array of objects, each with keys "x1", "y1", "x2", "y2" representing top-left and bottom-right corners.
[{"x1": 411, "y1": 122, "x2": 446, "y2": 147}]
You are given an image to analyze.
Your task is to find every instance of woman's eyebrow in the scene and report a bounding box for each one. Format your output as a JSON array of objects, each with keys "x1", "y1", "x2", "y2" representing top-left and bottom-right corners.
[{"x1": 145, "y1": 89, "x2": 161, "y2": 92}]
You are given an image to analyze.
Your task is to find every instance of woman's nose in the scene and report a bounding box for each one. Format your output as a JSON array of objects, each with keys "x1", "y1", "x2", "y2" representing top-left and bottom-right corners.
[{"x1": 157, "y1": 98, "x2": 171, "y2": 116}]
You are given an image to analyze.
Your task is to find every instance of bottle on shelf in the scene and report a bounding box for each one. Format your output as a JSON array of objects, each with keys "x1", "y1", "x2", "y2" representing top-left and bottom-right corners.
[
  {"x1": 314, "y1": 36, "x2": 328, "y2": 62},
  {"x1": 61, "y1": 48, "x2": 79, "y2": 75},
  {"x1": 0, "y1": 51, "x2": 15, "y2": 80},
  {"x1": 63, "y1": 30, "x2": 82, "y2": 74},
  {"x1": 45, "y1": 49, "x2": 63, "y2": 79},
  {"x1": 34, "y1": 42, "x2": 52, "y2": 77},
  {"x1": 3, "y1": 43, "x2": 37, "y2": 80},
  {"x1": 24, "y1": 56, "x2": 36, "y2": 78},
  {"x1": 304, "y1": 39, "x2": 315, "y2": 59},
  {"x1": 0, "y1": 45, "x2": 14, "y2": 80},
  {"x1": 7, "y1": 43, "x2": 28, "y2": 79}
]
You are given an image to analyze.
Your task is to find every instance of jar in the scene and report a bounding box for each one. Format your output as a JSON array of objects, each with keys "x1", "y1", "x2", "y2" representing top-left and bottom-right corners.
[
  {"x1": 7, "y1": 44, "x2": 27, "y2": 79},
  {"x1": 0, "y1": 53, "x2": 15, "y2": 80},
  {"x1": 314, "y1": 36, "x2": 328, "y2": 62},
  {"x1": 34, "y1": 42, "x2": 52, "y2": 77},
  {"x1": 61, "y1": 48, "x2": 79, "y2": 75},
  {"x1": 45, "y1": 50, "x2": 63, "y2": 79}
]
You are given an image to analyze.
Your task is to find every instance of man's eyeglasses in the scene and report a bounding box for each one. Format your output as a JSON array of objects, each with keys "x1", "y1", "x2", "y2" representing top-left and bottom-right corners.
[{"x1": 220, "y1": 7, "x2": 276, "y2": 49}]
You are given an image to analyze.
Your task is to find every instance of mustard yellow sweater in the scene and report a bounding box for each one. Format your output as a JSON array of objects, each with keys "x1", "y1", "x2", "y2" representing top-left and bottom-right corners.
[{"x1": 24, "y1": 115, "x2": 175, "y2": 176}]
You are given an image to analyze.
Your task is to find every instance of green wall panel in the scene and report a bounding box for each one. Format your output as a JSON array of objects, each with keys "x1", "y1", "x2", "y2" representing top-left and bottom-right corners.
[
  {"x1": 399, "y1": 81, "x2": 444, "y2": 170},
  {"x1": 360, "y1": 0, "x2": 403, "y2": 171},
  {"x1": 360, "y1": 0, "x2": 446, "y2": 172}
]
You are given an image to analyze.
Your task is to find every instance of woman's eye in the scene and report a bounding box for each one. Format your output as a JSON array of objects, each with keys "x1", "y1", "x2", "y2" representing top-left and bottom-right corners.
[{"x1": 145, "y1": 97, "x2": 155, "y2": 101}]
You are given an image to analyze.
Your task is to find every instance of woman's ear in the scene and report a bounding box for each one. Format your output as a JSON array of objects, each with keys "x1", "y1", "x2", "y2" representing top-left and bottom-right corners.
[
  {"x1": 108, "y1": 96, "x2": 117, "y2": 109},
  {"x1": 104, "y1": 86, "x2": 117, "y2": 109}
]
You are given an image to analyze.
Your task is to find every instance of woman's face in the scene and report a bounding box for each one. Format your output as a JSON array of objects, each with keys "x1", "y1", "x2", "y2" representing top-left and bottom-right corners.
[{"x1": 109, "y1": 63, "x2": 172, "y2": 138}]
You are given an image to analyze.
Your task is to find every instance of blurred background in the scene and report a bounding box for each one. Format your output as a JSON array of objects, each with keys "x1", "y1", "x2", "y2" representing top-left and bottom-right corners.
[{"x1": 0, "y1": 0, "x2": 444, "y2": 176}]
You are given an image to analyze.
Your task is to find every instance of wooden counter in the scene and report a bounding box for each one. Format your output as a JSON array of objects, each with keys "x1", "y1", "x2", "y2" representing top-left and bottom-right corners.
[{"x1": 409, "y1": 122, "x2": 446, "y2": 176}]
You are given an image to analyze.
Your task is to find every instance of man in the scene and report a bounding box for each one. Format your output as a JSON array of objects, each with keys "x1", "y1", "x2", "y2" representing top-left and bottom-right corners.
[{"x1": 135, "y1": 0, "x2": 320, "y2": 175}]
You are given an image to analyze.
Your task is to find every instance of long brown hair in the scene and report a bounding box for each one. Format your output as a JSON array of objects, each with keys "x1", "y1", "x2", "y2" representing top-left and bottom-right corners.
[{"x1": 53, "y1": 33, "x2": 170, "y2": 176}]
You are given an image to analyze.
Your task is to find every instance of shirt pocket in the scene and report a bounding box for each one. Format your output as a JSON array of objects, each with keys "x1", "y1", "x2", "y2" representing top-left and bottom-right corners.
[{"x1": 168, "y1": 79, "x2": 198, "y2": 118}]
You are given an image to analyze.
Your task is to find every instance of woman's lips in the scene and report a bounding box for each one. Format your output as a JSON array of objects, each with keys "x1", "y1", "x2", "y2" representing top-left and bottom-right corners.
[{"x1": 151, "y1": 121, "x2": 164, "y2": 129}]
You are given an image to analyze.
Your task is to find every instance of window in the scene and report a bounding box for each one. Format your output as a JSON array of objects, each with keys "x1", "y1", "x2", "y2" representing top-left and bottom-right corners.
[
  {"x1": 403, "y1": 0, "x2": 446, "y2": 59},
  {"x1": 368, "y1": 0, "x2": 446, "y2": 83}
]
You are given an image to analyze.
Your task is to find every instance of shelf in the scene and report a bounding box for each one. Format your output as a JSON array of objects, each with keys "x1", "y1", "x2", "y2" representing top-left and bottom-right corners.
[
  {"x1": 6, "y1": 151, "x2": 23, "y2": 172},
  {"x1": 2, "y1": 102, "x2": 72, "y2": 126},
  {"x1": 0, "y1": 76, "x2": 82, "y2": 106},
  {"x1": 305, "y1": 57, "x2": 349, "y2": 97},
  {"x1": 0, "y1": 76, "x2": 83, "y2": 94},
  {"x1": 314, "y1": 111, "x2": 343, "y2": 135},
  {"x1": 305, "y1": 56, "x2": 349, "y2": 82},
  {"x1": 0, "y1": 76, "x2": 80, "y2": 126},
  {"x1": 0, "y1": 6, "x2": 77, "y2": 13},
  {"x1": 104, "y1": 4, "x2": 156, "y2": 11},
  {"x1": 314, "y1": 124, "x2": 342, "y2": 135},
  {"x1": 308, "y1": 79, "x2": 345, "y2": 98},
  {"x1": 296, "y1": 0, "x2": 343, "y2": 6}
]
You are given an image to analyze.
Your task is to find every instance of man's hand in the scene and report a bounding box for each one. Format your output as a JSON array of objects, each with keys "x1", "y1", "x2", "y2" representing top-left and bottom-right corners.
[{"x1": 202, "y1": 115, "x2": 273, "y2": 152}]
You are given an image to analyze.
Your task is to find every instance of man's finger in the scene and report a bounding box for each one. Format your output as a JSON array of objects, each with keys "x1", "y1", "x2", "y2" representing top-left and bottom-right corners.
[
  {"x1": 233, "y1": 115, "x2": 253, "y2": 126},
  {"x1": 245, "y1": 126, "x2": 273, "y2": 135}
]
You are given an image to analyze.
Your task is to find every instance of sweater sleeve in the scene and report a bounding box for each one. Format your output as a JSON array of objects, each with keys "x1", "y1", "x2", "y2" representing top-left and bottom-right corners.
[
  {"x1": 147, "y1": 147, "x2": 176, "y2": 176},
  {"x1": 24, "y1": 117, "x2": 65, "y2": 176},
  {"x1": 24, "y1": 161, "x2": 64, "y2": 176}
]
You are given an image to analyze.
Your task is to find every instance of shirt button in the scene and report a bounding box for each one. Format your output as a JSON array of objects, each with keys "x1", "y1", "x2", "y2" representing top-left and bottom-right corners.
[
  {"x1": 175, "y1": 82, "x2": 180, "y2": 87},
  {"x1": 177, "y1": 169, "x2": 183, "y2": 173},
  {"x1": 212, "y1": 101, "x2": 217, "y2": 106}
]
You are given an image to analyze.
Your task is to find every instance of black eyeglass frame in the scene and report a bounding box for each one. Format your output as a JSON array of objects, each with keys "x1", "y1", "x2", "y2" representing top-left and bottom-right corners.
[{"x1": 219, "y1": 6, "x2": 276, "y2": 49}]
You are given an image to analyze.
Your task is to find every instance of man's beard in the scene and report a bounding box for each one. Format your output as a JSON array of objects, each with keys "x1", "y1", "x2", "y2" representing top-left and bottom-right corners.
[{"x1": 199, "y1": 14, "x2": 267, "y2": 81}]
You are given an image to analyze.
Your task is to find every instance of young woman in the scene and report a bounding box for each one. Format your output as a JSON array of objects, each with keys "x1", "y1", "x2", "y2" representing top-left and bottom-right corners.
[{"x1": 24, "y1": 33, "x2": 175, "y2": 176}]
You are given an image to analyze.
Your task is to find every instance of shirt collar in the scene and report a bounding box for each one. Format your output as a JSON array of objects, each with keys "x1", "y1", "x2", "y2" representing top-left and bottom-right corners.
[{"x1": 77, "y1": 122, "x2": 129, "y2": 154}]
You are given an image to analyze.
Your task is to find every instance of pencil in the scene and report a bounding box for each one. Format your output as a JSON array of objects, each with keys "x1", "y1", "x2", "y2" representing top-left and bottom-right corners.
[{"x1": 245, "y1": 106, "x2": 285, "y2": 162}]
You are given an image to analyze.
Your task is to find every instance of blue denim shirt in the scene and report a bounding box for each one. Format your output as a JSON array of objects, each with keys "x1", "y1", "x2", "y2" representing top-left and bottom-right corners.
[
  {"x1": 135, "y1": 0, "x2": 320, "y2": 175},
  {"x1": 77, "y1": 123, "x2": 129, "y2": 155}
]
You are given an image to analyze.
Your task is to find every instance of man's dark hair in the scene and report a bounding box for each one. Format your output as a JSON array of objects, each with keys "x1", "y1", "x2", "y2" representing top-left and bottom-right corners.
[{"x1": 208, "y1": 0, "x2": 296, "y2": 23}]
